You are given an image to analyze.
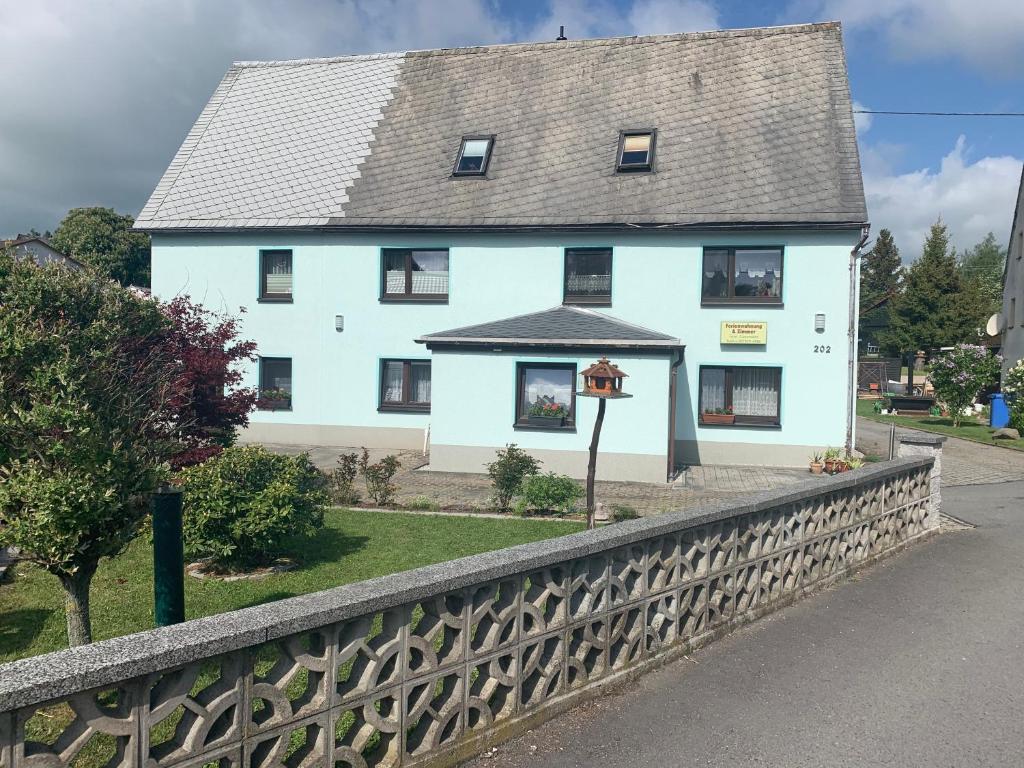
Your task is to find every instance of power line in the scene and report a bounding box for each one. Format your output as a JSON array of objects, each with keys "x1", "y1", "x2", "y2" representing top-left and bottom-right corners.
[{"x1": 854, "y1": 109, "x2": 1024, "y2": 117}]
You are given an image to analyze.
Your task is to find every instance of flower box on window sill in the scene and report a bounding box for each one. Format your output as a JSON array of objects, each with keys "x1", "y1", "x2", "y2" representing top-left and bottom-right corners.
[
  {"x1": 258, "y1": 398, "x2": 291, "y2": 411},
  {"x1": 527, "y1": 414, "x2": 566, "y2": 428},
  {"x1": 700, "y1": 412, "x2": 735, "y2": 425}
]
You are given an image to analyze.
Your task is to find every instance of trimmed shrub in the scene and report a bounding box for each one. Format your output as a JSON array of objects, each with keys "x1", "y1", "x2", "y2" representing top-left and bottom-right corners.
[
  {"x1": 515, "y1": 473, "x2": 584, "y2": 516},
  {"x1": 486, "y1": 444, "x2": 541, "y2": 511},
  {"x1": 359, "y1": 448, "x2": 401, "y2": 506},
  {"x1": 326, "y1": 452, "x2": 361, "y2": 506},
  {"x1": 611, "y1": 505, "x2": 640, "y2": 522},
  {"x1": 179, "y1": 445, "x2": 327, "y2": 569}
]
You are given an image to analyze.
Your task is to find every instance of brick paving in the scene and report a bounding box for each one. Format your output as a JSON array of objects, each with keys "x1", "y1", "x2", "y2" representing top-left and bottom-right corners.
[
  {"x1": 856, "y1": 417, "x2": 1024, "y2": 486},
  {"x1": 263, "y1": 442, "x2": 820, "y2": 516}
]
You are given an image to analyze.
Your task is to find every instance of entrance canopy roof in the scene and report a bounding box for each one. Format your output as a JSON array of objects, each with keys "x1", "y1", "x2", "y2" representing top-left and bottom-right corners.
[{"x1": 417, "y1": 306, "x2": 682, "y2": 351}]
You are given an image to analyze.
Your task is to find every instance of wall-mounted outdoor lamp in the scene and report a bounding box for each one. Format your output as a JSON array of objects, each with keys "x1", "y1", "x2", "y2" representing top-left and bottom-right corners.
[
  {"x1": 577, "y1": 357, "x2": 632, "y2": 529},
  {"x1": 814, "y1": 313, "x2": 826, "y2": 333},
  {"x1": 335, "y1": 315, "x2": 344, "y2": 332}
]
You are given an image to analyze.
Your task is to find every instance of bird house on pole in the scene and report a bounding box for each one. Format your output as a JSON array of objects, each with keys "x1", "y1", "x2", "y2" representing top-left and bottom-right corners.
[
  {"x1": 577, "y1": 357, "x2": 632, "y2": 529},
  {"x1": 579, "y1": 356, "x2": 628, "y2": 398}
]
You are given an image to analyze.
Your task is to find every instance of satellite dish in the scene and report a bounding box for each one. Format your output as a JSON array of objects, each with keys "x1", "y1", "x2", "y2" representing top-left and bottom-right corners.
[{"x1": 986, "y1": 313, "x2": 1002, "y2": 337}]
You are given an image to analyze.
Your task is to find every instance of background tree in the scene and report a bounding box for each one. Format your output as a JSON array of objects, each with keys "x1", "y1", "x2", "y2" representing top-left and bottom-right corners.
[
  {"x1": 883, "y1": 220, "x2": 984, "y2": 380},
  {"x1": 958, "y1": 231, "x2": 1007, "y2": 318},
  {"x1": 858, "y1": 228, "x2": 902, "y2": 353},
  {"x1": 0, "y1": 254, "x2": 177, "y2": 646},
  {"x1": 51, "y1": 207, "x2": 151, "y2": 287},
  {"x1": 164, "y1": 297, "x2": 258, "y2": 469}
]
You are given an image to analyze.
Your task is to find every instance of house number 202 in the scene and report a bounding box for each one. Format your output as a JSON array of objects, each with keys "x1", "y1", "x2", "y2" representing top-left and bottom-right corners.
[{"x1": 814, "y1": 344, "x2": 831, "y2": 354}]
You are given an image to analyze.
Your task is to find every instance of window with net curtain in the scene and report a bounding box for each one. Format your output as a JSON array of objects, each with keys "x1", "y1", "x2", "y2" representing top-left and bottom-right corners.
[
  {"x1": 382, "y1": 249, "x2": 449, "y2": 300},
  {"x1": 564, "y1": 247, "x2": 612, "y2": 304},
  {"x1": 380, "y1": 359, "x2": 431, "y2": 411},
  {"x1": 701, "y1": 247, "x2": 782, "y2": 302},
  {"x1": 260, "y1": 250, "x2": 292, "y2": 300},
  {"x1": 699, "y1": 366, "x2": 781, "y2": 425}
]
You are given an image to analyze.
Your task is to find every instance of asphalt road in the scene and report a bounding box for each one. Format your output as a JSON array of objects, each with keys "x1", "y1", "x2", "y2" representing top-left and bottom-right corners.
[{"x1": 466, "y1": 481, "x2": 1024, "y2": 768}]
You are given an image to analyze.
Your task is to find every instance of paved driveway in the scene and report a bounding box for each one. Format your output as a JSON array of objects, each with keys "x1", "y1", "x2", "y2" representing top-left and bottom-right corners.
[
  {"x1": 856, "y1": 417, "x2": 1024, "y2": 486},
  {"x1": 465, "y1": 481, "x2": 1024, "y2": 768},
  {"x1": 262, "y1": 442, "x2": 815, "y2": 515}
]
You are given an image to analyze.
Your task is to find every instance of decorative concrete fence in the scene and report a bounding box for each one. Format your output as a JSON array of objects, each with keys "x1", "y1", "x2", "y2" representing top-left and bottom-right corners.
[{"x1": 0, "y1": 454, "x2": 939, "y2": 768}]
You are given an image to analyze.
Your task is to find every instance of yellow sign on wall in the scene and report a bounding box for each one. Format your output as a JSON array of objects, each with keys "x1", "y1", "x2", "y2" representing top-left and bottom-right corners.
[{"x1": 720, "y1": 321, "x2": 768, "y2": 345}]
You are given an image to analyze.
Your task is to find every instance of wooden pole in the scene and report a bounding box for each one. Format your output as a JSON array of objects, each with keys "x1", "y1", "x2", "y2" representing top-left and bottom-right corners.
[{"x1": 586, "y1": 397, "x2": 606, "y2": 530}]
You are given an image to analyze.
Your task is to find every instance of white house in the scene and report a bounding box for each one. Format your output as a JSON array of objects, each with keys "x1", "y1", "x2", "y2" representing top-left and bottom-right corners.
[{"x1": 138, "y1": 23, "x2": 868, "y2": 482}]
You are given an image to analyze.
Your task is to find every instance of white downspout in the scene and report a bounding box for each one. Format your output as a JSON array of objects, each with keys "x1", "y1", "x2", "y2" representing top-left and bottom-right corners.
[{"x1": 846, "y1": 226, "x2": 871, "y2": 455}]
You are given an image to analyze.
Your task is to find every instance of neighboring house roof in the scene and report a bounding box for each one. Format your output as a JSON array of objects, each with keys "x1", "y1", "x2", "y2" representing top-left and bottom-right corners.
[
  {"x1": 417, "y1": 306, "x2": 682, "y2": 349},
  {"x1": 3, "y1": 236, "x2": 83, "y2": 268},
  {"x1": 136, "y1": 22, "x2": 866, "y2": 232}
]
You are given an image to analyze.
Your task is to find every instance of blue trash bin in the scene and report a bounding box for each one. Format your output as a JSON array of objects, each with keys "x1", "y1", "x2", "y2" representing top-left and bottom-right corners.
[{"x1": 990, "y1": 393, "x2": 1010, "y2": 429}]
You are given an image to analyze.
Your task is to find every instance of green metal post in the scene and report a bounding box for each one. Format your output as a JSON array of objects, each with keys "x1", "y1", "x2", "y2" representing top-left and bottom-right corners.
[{"x1": 152, "y1": 486, "x2": 185, "y2": 626}]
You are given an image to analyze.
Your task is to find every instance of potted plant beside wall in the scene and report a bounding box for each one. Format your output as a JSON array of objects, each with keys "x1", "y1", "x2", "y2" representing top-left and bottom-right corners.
[
  {"x1": 823, "y1": 447, "x2": 848, "y2": 475},
  {"x1": 809, "y1": 452, "x2": 824, "y2": 475},
  {"x1": 701, "y1": 406, "x2": 735, "y2": 425},
  {"x1": 527, "y1": 401, "x2": 569, "y2": 428},
  {"x1": 257, "y1": 387, "x2": 291, "y2": 411}
]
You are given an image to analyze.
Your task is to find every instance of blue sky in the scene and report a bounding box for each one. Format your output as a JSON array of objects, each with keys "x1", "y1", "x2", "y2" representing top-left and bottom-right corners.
[{"x1": 2, "y1": 0, "x2": 1022, "y2": 258}]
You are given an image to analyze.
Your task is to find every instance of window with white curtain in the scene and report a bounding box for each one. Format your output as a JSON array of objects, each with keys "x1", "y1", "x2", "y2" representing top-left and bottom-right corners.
[
  {"x1": 379, "y1": 359, "x2": 431, "y2": 412},
  {"x1": 701, "y1": 247, "x2": 783, "y2": 303},
  {"x1": 260, "y1": 250, "x2": 293, "y2": 300},
  {"x1": 698, "y1": 365, "x2": 781, "y2": 426}
]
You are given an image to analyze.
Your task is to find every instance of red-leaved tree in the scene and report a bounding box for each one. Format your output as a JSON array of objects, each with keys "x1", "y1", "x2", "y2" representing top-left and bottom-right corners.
[{"x1": 163, "y1": 297, "x2": 258, "y2": 469}]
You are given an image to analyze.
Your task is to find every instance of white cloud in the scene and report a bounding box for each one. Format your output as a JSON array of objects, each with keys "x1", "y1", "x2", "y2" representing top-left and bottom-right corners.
[
  {"x1": 864, "y1": 135, "x2": 1022, "y2": 257},
  {"x1": 525, "y1": 0, "x2": 719, "y2": 41},
  {"x1": 787, "y1": 0, "x2": 1024, "y2": 75}
]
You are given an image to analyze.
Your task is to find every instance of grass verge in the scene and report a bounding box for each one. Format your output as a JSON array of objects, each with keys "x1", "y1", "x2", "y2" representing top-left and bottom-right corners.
[{"x1": 857, "y1": 399, "x2": 1024, "y2": 451}]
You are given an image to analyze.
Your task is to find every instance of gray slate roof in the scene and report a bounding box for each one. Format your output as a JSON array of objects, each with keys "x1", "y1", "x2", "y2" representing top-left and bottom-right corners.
[
  {"x1": 136, "y1": 23, "x2": 866, "y2": 231},
  {"x1": 417, "y1": 306, "x2": 682, "y2": 349}
]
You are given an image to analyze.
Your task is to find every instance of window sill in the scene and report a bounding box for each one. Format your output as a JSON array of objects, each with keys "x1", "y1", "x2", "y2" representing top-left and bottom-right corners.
[
  {"x1": 258, "y1": 296, "x2": 293, "y2": 304},
  {"x1": 698, "y1": 420, "x2": 781, "y2": 429},
  {"x1": 564, "y1": 299, "x2": 612, "y2": 308},
  {"x1": 378, "y1": 405, "x2": 431, "y2": 414},
  {"x1": 513, "y1": 423, "x2": 577, "y2": 433},
  {"x1": 257, "y1": 407, "x2": 292, "y2": 412},
  {"x1": 379, "y1": 296, "x2": 449, "y2": 305},
  {"x1": 700, "y1": 299, "x2": 783, "y2": 308}
]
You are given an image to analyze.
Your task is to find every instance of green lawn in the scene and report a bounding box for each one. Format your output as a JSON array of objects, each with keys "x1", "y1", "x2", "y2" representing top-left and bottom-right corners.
[
  {"x1": 857, "y1": 398, "x2": 1024, "y2": 451},
  {"x1": 0, "y1": 508, "x2": 583, "y2": 664}
]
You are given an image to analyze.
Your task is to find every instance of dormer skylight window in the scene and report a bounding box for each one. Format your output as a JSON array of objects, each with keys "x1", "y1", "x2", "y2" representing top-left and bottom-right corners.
[
  {"x1": 617, "y1": 130, "x2": 655, "y2": 172},
  {"x1": 453, "y1": 136, "x2": 494, "y2": 176}
]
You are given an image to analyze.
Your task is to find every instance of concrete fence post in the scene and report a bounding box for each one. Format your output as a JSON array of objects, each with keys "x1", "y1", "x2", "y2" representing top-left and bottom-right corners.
[{"x1": 898, "y1": 433, "x2": 946, "y2": 529}]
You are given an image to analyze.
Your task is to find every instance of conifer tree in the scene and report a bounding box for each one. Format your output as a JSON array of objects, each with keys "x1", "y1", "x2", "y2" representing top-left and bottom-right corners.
[
  {"x1": 883, "y1": 220, "x2": 983, "y2": 372},
  {"x1": 858, "y1": 228, "x2": 902, "y2": 353}
]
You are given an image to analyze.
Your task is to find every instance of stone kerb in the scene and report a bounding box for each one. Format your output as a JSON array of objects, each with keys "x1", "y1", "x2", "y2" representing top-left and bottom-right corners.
[{"x1": 0, "y1": 456, "x2": 938, "y2": 768}]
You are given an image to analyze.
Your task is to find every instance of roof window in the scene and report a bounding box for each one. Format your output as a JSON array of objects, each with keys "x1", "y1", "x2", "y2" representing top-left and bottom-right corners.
[
  {"x1": 617, "y1": 130, "x2": 655, "y2": 171},
  {"x1": 453, "y1": 136, "x2": 494, "y2": 176}
]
